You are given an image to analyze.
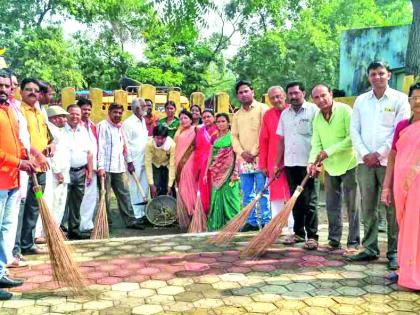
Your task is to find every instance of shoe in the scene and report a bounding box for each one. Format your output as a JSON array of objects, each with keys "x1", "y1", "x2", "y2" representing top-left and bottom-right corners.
[
  {"x1": 0, "y1": 276, "x2": 23, "y2": 288},
  {"x1": 345, "y1": 251, "x2": 379, "y2": 262},
  {"x1": 34, "y1": 237, "x2": 46, "y2": 244},
  {"x1": 126, "y1": 221, "x2": 145, "y2": 230},
  {"x1": 388, "y1": 257, "x2": 399, "y2": 270},
  {"x1": 304, "y1": 239, "x2": 318, "y2": 250},
  {"x1": 6, "y1": 256, "x2": 28, "y2": 268},
  {"x1": 325, "y1": 241, "x2": 341, "y2": 251},
  {"x1": 21, "y1": 246, "x2": 48, "y2": 255},
  {"x1": 385, "y1": 271, "x2": 399, "y2": 283},
  {"x1": 68, "y1": 231, "x2": 91, "y2": 240},
  {"x1": 241, "y1": 223, "x2": 259, "y2": 232},
  {"x1": 0, "y1": 290, "x2": 12, "y2": 300}
]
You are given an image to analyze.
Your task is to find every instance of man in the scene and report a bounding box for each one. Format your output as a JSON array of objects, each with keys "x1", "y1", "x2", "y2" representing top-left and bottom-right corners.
[
  {"x1": 145, "y1": 125, "x2": 176, "y2": 197},
  {"x1": 144, "y1": 98, "x2": 158, "y2": 136},
  {"x1": 231, "y1": 80, "x2": 269, "y2": 231},
  {"x1": 62, "y1": 105, "x2": 92, "y2": 239},
  {"x1": 308, "y1": 84, "x2": 359, "y2": 253},
  {"x1": 158, "y1": 101, "x2": 179, "y2": 139},
  {"x1": 349, "y1": 61, "x2": 411, "y2": 270},
  {"x1": 97, "y1": 103, "x2": 144, "y2": 229},
  {"x1": 0, "y1": 71, "x2": 36, "y2": 299},
  {"x1": 17, "y1": 78, "x2": 53, "y2": 255},
  {"x1": 46, "y1": 106, "x2": 71, "y2": 231},
  {"x1": 123, "y1": 98, "x2": 149, "y2": 222},
  {"x1": 275, "y1": 82, "x2": 319, "y2": 248},
  {"x1": 259, "y1": 86, "x2": 293, "y2": 234},
  {"x1": 77, "y1": 98, "x2": 98, "y2": 234}
]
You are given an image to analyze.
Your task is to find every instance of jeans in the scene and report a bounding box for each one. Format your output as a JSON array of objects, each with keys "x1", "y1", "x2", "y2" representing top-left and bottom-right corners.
[
  {"x1": 240, "y1": 171, "x2": 270, "y2": 226},
  {"x1": 324, "y1": 168, "x2": 360, "y2": 247},
  {"x1": 357, "y1": 164, "x2": 397, "y2": 259},
  {"x1": 0, "y1": 188, "x2": 19, "y2": 277}
]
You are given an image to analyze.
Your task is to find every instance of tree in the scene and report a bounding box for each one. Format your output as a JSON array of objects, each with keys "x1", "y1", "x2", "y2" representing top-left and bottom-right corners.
[{"x1": 406, "y1": 0, "x2": 420, "y2": 76}]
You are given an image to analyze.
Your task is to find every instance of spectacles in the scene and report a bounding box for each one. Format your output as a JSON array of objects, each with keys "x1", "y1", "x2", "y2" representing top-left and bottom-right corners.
[
  {"x1": 23, "y1": 88, "x2": 40, "y2": 93},
  {"x1": 409, "y1": 96, "x2": 420, "y2": 102}
]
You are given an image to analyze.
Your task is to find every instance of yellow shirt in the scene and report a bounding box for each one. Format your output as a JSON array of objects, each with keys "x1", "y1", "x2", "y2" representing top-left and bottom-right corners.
[
  {"x1": 231, "y1": 100, "x2": 269, "y2": 157},
  {"x1": 144, "y1": 138, "x2": 176, "y2": 187},
  {"x1": 21, "y1": 102, "x2": 50, "y2": 153}
]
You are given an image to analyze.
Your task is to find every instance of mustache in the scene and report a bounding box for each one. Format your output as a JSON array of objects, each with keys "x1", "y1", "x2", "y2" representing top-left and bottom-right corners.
[{"x1": 28, "y1": 93, "x2": 37, "y2": 98}]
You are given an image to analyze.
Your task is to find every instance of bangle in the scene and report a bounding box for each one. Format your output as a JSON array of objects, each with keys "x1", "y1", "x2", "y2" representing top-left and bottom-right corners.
[{"x1": 382, "y1": 188, "x2": 390, "y2": 192}]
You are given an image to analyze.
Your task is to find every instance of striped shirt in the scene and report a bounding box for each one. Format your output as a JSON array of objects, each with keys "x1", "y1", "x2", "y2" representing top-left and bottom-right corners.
[{"x1": 97, "y1": 120, "x2": 127, "y2": 173}]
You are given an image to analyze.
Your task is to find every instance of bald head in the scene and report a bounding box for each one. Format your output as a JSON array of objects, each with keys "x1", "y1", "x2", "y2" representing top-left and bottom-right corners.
[
  {"x1": 311, "y1": 84, "x2": 333, "y2": 114},
  {"x1": 267, "y1": 86, "x2": 286, "y2": 109}
]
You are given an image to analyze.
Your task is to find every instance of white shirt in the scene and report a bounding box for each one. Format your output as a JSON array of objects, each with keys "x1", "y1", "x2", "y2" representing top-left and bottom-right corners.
[
  {"x1": 64, "y1": 123, "x2": 91, "y2": 168},
  {"x1": 276, "y1": 102, "x2": 319, "y2": 167},
  {"x1": 82, "y1": 120, "x2": 98, "y2": 170},
  {"x1": 350, "y1": 86, "x2": 411, "y2": 166},
  {"x1": 49, "y1": 123, "x2": 71, "y2": 183},
  {"x1": 10, "y1": 99, "x2": 30, "y2": 150},
  {"x1": 123, "y1": 114, "x2": 148, "y2": 164},
  {"x1": 97, "y1": 120, "x2": 127, "y2": 173}
]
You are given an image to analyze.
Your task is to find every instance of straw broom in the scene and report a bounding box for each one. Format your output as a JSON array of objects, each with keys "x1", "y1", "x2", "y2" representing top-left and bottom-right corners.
[
  {"x1": 241, "y1": 173, "x2": 312, "y2": 258},
  {"x1": 31, "y1": 172, "x2": 86, "y2": 294},
  {"x1": 91, "y1": 176, "x2": 109, "y2": 239},
  {"x1": 188, "y1": 191, "x2": 207, "y2": 233},
  {"x1": 209, "y1": 171, "x2": 282, "y2": 245}
]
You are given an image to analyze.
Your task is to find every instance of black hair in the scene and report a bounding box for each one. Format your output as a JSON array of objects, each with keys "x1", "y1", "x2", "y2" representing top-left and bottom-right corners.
[
  {"x1": 77, "y1": 97, "x2": 92, "y2": 107},
  {"x1": 367, "y1": 60, "x2": 391, "y2": 74},
  {"x1": 164, "y1": 100, "x2": 176, "y2": 109},
  {"x1": 39, "y1": 81, "x2": 51, "y2": 94},
  {"x1": 67, "y1": 104, "x2": 79, "y2": 111},
  {"x1": 0, "y1": 68, "x2": 12, "y2": 79},
  {"x1": 20, "y1": 78, "x2": 40, "y2": 91},
  {"x1": 311, "y1": 83, "x2": 332, "y2": 95},
  {"x1": 202, "y1": 109, "x2": 214, "y2": 116},
  {"x1": 190, "y1": 104, "x2": 202, "y2": 114},
  {"x1": 286, "y1": 81, "x2": 305, "y2": 93},
  {"x1": 235, "y1": 80, "x2": 253, "y2": 94},
  {"x1": 409, "y1": 82, "x2": 420, "y2": 97},
  {"x1": 179, "y1": 109, "x2": 193, "y2": 121},
  {"x1": 153, "y1": 125, "x2": 169, "y2": 137},
  {"x1": 109, "y1": 103, "x2": 124, "y2": 112},
  {"x1": 145, "y1": 98, "x2": 153, "y2": 104},
  {"x1": 216, "y1": 112, "x2": 230, "y2": 123}
]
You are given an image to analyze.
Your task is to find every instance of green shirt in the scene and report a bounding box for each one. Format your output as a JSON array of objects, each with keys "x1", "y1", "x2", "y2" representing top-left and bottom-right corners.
[
  {"x1": 158, "y1": 117, "x2": 180, "y2": 139},
  {"x1": 309, "y1": 102, "x2": 357, "y2": 176}
]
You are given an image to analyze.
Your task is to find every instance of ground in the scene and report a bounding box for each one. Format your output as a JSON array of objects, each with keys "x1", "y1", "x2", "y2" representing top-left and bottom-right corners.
[{"x1": 4, "y1": 224, "x2": 420, "y2": 315}]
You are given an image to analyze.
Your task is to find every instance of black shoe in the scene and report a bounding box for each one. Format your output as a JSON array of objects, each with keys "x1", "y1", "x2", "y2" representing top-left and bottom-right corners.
[
  {"x1": 388, "y1": 257, "x2": 399, "y2": 270},
  {"x1": 345, "y1": 251, "x2": 379, "y2": 262},
  {"x1": 0, "y1": 276, "x2": 23, "y2": 288},
  {"x1": 0, "y1": 290, "x2": 12, "y2": 300},
  {"x1": 21, "y1": 246, "x2": 48, "y2": 255},
  {"x1": 68, "y1": 231, "x2": 90, "y2": 240},
  {"x1": 241, "y1": 223, "x2": 259, "y2": 232},
  {"x1": 126, "y1": 221, "x2": 145, "y2": 230}
]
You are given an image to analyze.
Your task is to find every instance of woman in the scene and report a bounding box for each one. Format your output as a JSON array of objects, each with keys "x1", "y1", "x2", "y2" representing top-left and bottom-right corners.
[
  {"x1": 381, "y1": 82, "x2": 420, "y2": 290},
  {"x1": 190, "y1": 104, "x2": 202, "y2": 126},
  {"x1": 207, "y1": 113, "x2": 241, "y2": 231},
  {"x1": 194, "y1": 110, "x2": 217, "y2": 215},
  {"x1": 175, "y1": 110, "x2": 199, "y2": 230},
  {"x1": 158, "y1": 101, "x2": 180, "y2": 139}
]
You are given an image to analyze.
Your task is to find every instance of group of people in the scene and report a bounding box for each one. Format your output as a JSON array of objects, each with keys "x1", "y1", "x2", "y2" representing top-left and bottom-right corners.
[{"x1": 0, "y1": 59, "x2": 419, "y2": 301}]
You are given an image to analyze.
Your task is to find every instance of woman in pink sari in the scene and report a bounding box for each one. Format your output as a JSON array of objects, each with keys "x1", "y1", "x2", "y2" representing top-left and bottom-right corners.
[
  {"x1": 381, "y1": 83, "x2": 420, "y2": 290},
  {"x1": 175, "y1": 110, "x2": 199, "y2": 231},
  {"x1": 194, "y1": 110, "x2": 217, "y2": 215}
]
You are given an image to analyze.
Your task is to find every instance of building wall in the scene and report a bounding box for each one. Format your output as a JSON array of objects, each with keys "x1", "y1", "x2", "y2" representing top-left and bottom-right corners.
[{"x1": 339, "y1": 25, "x2": 410, "y2": 96}]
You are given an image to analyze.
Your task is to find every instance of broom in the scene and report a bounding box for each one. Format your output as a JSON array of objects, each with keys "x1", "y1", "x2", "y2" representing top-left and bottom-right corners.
[
  {"x1": 209, "y1": 169, "x2": 282, "y2": 245},
  {"x1": 131, "y1": 171, "x2": 148, "y2": 205},
  {"x1": 188, "y1": 191, "x2": 207, "y2": 233},
  {"x1": 241, "y1": 172, "x2": 313, "y2": 258},
  {"x1": 31, "y1": 172, "x2": 86, "y2": 294},
  {"x1": 91, "y1": 176, "x2": 109, "y2": 239}
]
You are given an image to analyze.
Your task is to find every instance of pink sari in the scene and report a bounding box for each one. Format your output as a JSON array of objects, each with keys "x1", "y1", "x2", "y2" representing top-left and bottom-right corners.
[
  {"x1": 175, "y1": 126, "x2": 199, "y2": 220},
  {"x1": 195, "y1": 125, "x2": 218, "y2": 214},
  {"x1": 394, "y1": 120, "x2": 420, "y2": 290}
]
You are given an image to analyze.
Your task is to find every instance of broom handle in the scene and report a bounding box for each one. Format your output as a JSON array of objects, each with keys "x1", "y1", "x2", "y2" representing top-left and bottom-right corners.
[
  {"x1": 100, "y1": 175, "x2": 105, "y2": 193},
  {"x1": 258, "y1": 167, "x2": 284, "y2": 196},
  {"x1": 132, "y1": 171, "x2": 148, "y2": 201}
]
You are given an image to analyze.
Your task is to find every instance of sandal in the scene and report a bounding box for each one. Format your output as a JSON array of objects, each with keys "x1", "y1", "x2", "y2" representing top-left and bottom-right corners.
[
  {"x1": 282, "y1": 234, "x2": 304, "y2": 245},
  {"x1": 304, "y1": 238, "x2": 318, "y2": 250}
]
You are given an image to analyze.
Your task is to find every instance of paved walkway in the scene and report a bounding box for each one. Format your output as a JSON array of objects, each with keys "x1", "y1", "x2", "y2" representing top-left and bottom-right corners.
[{"x1": 4, "y1": 225, "x2": 420, "y2": 314}]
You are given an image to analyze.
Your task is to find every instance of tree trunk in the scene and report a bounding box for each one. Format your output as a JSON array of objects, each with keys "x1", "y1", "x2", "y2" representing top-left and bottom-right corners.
[{"x1": 406, "y1": 0, "x2": 420, "y2": 75}]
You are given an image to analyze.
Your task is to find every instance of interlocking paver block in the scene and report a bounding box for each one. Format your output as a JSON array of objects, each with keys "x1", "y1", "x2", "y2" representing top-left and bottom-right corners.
[
  {"x1": 336, "y1": 286, "x2": 366, "y2": 296},
  {"x1": 99, "y1": 290, "x2": 128, "y2": 300},
  {"x1": 329, "y1": 304, "x2": 364, "y2": 315},
  {"x1": 251, "y1": 293, "x2": 281, "y2": 303},
  {"x1": 222, "y1": 296, "x2": 253, "y2": 307},
  {"x1": 157, "y1": 286, "x2": 185, "y2": 295},
  {"x1": 111, "y1": 282, "x2": 140, "y2": 292},
  {"x1": 132, "y1": 304, "x2": 163, "y2": 315},
  {"x1": 36, "y1": 296, "x2": 66, "y2": 306},
  {"x1": 363, "y1": 284, "x2": 393, "y2": 294},
  {"x1": 174, "y1": 291, "x2": 203, "y2": 302},
  {"x1": 360, "y1": 302, "x2": 394, "y2": 313},
  {"x1": 362, "y1": 293, "x2": 392, "y2": 303},
  {"x1": 390, "y1": 291, "x2": 420, "y2": 301},
  {"x1": 128, "y1": 288, "x2": 156, "y2": 298},
  {"x1": 389, "y1": 300, "x2": 420, "y2": 312},
  {"x1": 244, "y1": 302, "x2": 277, "y2": 313},
  {"x1": 274, "y1": 300, "x2": 306, "y2": 310},
  {"x1": 304, "y1": 297, "x2": 336, "y2": 308},
  {"x1": 285, "y1": 282, "x2": 315, "y2": 292},
  {"x1": 51, "y1": 302, "x2": 83, "y2": 313},
  {"x1": 193, "y1": 298, "x2": 224, "y2": 308},
  {"x1": 213, "y1": 306, "x2": 246, "y2": 314},
  {"x1": 140, "y1": 280, "x2": 167, "y2": 289},
  {"x1": 145, "y1": 294, "x2": 175, "y2": 304},
  {"x1": 83, "y1": 300, "x2": 114, "y2": 310},
  {"x1": 3, "y1": 299, "x2": 35, "y2": 308},
  {"x1": 212, "y1": 281, "x2": 241, "y2": 290},
  {"x1": 300, "y1": 306, "x2": 334, "y2": 315}
]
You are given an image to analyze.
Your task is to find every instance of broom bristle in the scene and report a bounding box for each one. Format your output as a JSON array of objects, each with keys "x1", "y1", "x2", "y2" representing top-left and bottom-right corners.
[
  {"x1": 177, "y1": 195, "x2": 190, "y2": 231},
  {"x1": 91, "y1": 190, "x2": 109, "y2": 239},
  {"x1": 209, "y1": 196, "x2": 259, "y2": 245},
  {"x1": 241, "y1": 193, "x2": 300, "y2": 258},
  {"x1": 35, "y1": 186, "x2": 87, "y2": 295},
  {"x1": 188, "y1": 197, "x2": 207, "y2": 233}
]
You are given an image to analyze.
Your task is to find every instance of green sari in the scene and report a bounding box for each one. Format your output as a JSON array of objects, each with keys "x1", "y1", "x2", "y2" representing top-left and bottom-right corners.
[{"x1": 207, "y1": 132, "x2": 241, "y2": 231}]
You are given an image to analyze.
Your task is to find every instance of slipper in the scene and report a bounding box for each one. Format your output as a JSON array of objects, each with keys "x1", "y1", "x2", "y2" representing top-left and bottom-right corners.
[
  {"x1": 304, "y1": 238, "x2": 318, "y2": 250},
  {"x1": 282, "y1": 234, "x2": 304, "y2": 245}
]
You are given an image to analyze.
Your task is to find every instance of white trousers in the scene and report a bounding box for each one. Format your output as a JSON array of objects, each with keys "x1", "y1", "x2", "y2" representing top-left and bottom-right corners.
[
  {"x1": 128, "y1": 159, "x2": 149, "y2": 219},
  {"x1": 35, "y1": 168, "x2": 54, "y2": 238},
  {"x1": 271, "y1": 200, "x2": 294, "y2": 233},
  {"x1": 79, "y1": 174, "x2": 98, "y2": 231}
]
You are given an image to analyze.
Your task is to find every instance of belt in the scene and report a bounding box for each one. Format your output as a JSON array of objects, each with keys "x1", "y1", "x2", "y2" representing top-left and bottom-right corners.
[{"x1": 70, "y1": 165, "x2": 87, "y2": 172}]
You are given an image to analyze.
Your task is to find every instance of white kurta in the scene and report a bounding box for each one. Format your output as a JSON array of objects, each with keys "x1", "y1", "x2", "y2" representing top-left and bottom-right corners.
[{"x1": 123, "y1": 114, "x2": 149, "y2": 219}]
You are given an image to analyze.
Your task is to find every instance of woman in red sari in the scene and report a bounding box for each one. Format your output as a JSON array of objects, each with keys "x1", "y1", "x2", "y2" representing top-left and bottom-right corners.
[
  {"x1": 194, "y1": 110, "x2": 217, "y2": 215},
  {"x1": 175, "y1": 110, "x2": 200, "y2": 230},
  {"x1": 381, "y1": 83, "x2": 420, "y2": 290}
]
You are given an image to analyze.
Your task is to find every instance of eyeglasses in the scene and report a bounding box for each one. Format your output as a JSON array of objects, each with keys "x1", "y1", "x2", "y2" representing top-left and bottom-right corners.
[
  {"x1": 409, "y1": 96, "x2": 420, "y2": 102},
  {"x1": 23, "y1": 88, "x2": 40, "y2": 93}
]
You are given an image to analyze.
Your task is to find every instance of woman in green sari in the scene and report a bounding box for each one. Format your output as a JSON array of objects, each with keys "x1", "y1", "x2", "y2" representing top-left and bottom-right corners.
[{"x1": 206, "y1": 113, "x2": 241, "y2": 231}]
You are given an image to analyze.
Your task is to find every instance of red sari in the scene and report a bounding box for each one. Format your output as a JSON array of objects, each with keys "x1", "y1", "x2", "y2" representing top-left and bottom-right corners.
[
  {"x1": 259, "y1": 107, "x2": 290, "y2": 201},
  {"x1": 194, "y1": 125, "x2": 218, "y2": 214}
]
